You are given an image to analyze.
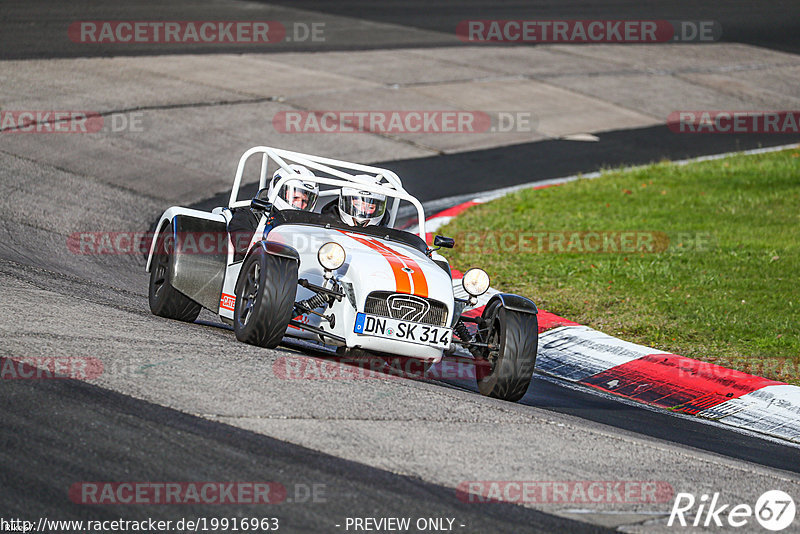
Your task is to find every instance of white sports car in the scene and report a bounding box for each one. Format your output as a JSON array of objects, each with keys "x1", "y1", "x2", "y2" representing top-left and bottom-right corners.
[{"x1": 146, "y1": 147, "x2": 538, "y2": 402}]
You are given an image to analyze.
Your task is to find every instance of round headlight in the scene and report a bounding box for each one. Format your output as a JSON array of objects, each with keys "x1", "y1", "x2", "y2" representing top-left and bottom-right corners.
[
  {"x1": 462, "y1": 268, "x2": 490, "y2": 297},
  {"x1": 318, "y1": 242, "x2": 346, "y2": 270}
]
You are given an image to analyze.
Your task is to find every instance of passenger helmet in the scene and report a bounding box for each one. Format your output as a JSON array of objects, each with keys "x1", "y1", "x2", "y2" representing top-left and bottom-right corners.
[{"x1": 338, "y1": 180, "x2": 387, "y2": 227}]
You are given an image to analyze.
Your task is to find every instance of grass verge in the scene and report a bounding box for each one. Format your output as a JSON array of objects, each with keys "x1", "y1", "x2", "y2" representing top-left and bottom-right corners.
[{"x1": 439, "y1": 147, "x2": 800, "y2": 385}]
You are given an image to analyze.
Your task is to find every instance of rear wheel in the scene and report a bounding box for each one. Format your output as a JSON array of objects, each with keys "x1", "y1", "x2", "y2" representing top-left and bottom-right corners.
[
  {"x1": 234, "y1": 246, "x2": 298, "y2": 348},
  {"x1": 148, "y1": 222, "x2": 201, "y2": 322},
  {"x1": 475, "y1": 303, "x2": 538, "y2": 402}
]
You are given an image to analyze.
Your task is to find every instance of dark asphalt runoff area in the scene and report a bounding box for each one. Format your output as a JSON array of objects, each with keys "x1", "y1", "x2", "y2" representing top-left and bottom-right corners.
[
  {"x1": 1, "y1": 365, "x2": 607, "y2": 533},
  {"x1": 3, "y1": 0, "x2": 800, "y2": 58},
  {"x1": 265, "y1": 0, "x2": 800, "y2": 55},
  {"x1": 193, "y1": 125, "x2": 800, "y2": 210}
]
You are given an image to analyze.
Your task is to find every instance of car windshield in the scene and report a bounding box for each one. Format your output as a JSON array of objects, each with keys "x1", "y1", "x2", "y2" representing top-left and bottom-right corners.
[{"x1": 272, "y1": 209, "x2": 428, "y2": 254}]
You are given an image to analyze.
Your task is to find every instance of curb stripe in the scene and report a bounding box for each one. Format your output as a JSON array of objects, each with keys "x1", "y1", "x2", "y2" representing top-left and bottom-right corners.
[{"x1": 579, "y1": 353, "x2": 782, "y2": 414}]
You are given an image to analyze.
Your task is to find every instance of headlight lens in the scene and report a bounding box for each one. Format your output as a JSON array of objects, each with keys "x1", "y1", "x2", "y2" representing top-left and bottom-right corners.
[
  {"x1": 318, "y1": 242, "x2": 346, "y2": 270},
  {"x1": 462, "y1": 268, "x2": 490, "y2": 296}
]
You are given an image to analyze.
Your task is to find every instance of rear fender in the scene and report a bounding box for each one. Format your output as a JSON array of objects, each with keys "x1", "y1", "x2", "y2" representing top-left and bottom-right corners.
[
  {"x1": 147, "y1": 208, "x2": 228, "y2": 311},
  {"x1": 145, "y1": 207, "x2": 227, "y2": 271}
]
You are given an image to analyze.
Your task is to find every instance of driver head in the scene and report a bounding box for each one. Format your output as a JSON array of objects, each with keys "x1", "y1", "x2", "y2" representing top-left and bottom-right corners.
[
  {"x1": 269, "y1": 165, "x2": 319, "y2": 211},
  {"x1": 338, "y1": 182, "x2": 387, "y2": 227}
]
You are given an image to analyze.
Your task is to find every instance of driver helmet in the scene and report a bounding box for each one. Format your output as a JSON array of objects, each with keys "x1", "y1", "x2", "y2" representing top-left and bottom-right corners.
[
  {"x1": 269, "y1": 165, "x2": 319, "y2": 211},
  {"x1": 338, "y1": 178, "x2": 387, "y2": 227}
]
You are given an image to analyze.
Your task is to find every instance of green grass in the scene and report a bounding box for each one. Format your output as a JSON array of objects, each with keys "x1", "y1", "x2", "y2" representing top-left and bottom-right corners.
[{"x1": 439, "y1": 147, "x2": 800, "y2": 384}]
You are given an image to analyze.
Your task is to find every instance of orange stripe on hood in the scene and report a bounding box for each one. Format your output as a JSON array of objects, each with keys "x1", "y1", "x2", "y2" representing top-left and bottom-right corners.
[
  {"x1": 339, "y1": 231, "x2": 411, "y2": 294},
  {"x1": 364, "y1": 237, "x2": 428, "y2": 298}
]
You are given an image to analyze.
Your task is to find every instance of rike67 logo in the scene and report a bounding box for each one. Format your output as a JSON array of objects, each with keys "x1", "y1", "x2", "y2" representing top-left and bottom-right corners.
[{"x1": 668, "y1": 490, "x2": 796, "y2": 531}]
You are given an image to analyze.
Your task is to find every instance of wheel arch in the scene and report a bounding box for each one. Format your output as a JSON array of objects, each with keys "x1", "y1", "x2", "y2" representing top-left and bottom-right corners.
[
  {"x1": 484, "y1": 293, "x2": 538, "y2": 316},
  {"x1": 245, "y1": 240, "x2": 301, "y2": 263}
]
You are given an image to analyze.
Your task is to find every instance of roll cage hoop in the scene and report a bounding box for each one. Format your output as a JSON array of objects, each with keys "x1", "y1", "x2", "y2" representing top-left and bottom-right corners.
[{"x1": 229, "y1": 147, "x2": 428, "y2": 239}]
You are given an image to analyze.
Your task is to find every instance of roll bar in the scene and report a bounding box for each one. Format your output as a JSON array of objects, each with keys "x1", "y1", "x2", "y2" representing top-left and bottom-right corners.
[{"x1": 229, "y1": 147, "x2": 427, "y2": 238}]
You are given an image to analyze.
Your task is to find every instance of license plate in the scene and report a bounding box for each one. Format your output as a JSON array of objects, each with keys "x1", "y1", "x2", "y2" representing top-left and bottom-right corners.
[{"x1": 354, "y1": 313, "x2": 451, "y2": 348}]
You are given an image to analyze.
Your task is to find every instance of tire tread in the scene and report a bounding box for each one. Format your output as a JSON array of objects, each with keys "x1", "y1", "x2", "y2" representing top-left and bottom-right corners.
[
  {"x1": 476, "y1": 306, "x2": 538, "y2": 402},
  {"x1": 234, "y1": 249, "x2": 298, "y2": 348}
]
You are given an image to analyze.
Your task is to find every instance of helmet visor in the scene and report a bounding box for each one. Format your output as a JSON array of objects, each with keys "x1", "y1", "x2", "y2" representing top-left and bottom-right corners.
[
  {"x1": 340, "y1": 193, "x2": 387, "y2": 222},
  {"x1": 279, "y1": 182, "x2": 318, "y2": 211}
]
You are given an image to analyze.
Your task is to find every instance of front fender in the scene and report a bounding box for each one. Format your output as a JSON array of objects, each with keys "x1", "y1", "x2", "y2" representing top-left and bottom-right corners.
[
  {"x1": 247, "y1": 240, "x2": 300, "y2": 262},
  {"x1": 485, "y1": 293, "x2": 538, "y2": 315}
]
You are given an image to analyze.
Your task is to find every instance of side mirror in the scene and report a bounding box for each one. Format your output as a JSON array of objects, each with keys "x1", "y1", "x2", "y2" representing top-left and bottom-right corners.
[
  {"x1": 434, "y1": 235, "x2": 455, "y2": 249},
  {"x1": 251, "y1": 197, "x2": 272, "y2": 212}
]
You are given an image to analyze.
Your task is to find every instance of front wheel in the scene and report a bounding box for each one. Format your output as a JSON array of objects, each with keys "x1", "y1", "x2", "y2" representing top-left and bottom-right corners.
[
  {"x1": 234, "y1": 246, "x2": 298, "y2": 348},
  {"x1": 475, "y1": 303, "x2": 538, "y2": 402}
]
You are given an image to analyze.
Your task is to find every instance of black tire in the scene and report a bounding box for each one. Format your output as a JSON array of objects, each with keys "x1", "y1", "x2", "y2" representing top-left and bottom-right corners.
[
  {"x1": 234, "y1": 246, "x2": 298, "y2": 348},
  {"x1": 475, "y1": 303, "x2": 538, "y2": 402},
  {"x1": 148, "y1": 222, "x2": 202, "y2": 322}
]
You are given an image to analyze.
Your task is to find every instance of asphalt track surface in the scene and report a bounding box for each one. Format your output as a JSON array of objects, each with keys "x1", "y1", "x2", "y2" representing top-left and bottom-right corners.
[{"x1": 3, "y1": 1, "x2": 800, "y2": 532}]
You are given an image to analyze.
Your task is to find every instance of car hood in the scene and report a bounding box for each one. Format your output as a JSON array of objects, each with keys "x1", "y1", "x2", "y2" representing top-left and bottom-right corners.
[{"x1": 266, "y1": 224, "x2": 453, "y2": 307}]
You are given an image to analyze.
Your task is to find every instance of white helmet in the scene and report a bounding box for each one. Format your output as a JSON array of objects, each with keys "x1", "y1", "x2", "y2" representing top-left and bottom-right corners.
[
  {"x1": 339, "y1": 179, "x2": 387, "y2": 227},
  {"x1": 269, "y1": 165, "x2": 319, "y2": 211}
]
